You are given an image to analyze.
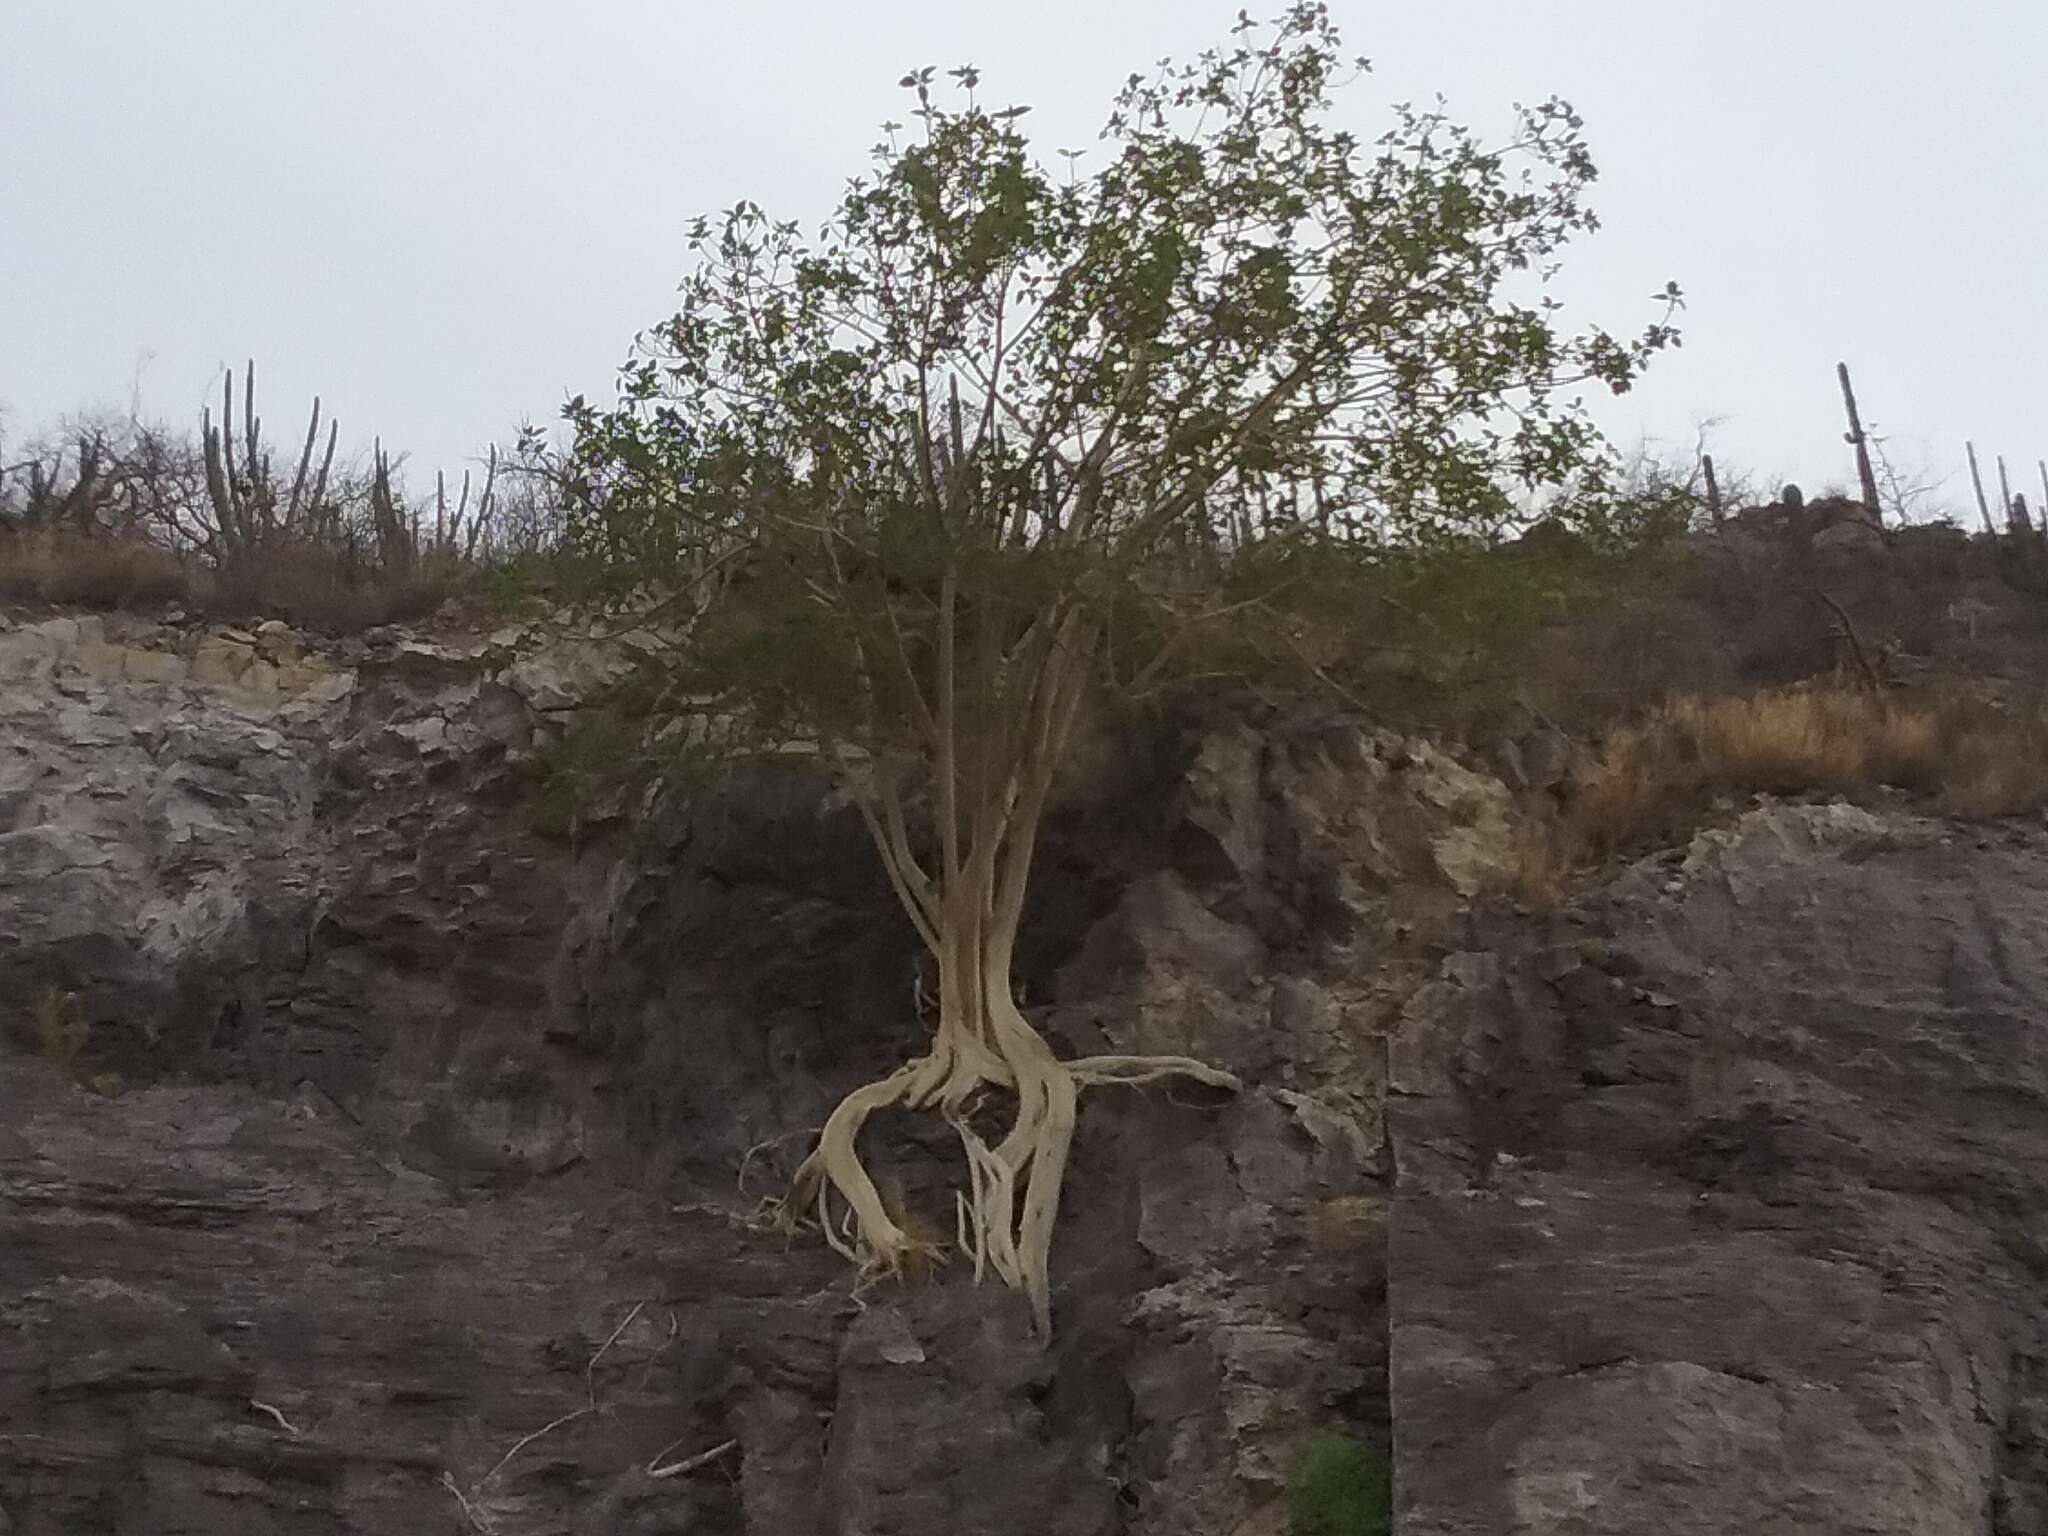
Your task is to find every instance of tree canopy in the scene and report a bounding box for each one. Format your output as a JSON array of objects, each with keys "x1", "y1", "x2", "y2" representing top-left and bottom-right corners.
[{"x1": 555, "y1": 2, "x2": 1681, "y2": 1336}]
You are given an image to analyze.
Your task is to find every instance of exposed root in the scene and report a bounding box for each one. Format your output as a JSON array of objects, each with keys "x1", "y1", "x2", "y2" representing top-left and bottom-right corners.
[
  {"x1": 736, "y1": 1125, "x2": 821, "y2": 1197},
  {"x1": 248, "y1": 1398, "x2": 302, "y2": 1438},
  {"x1": 773, "y1": 1030, "x2": 1241, "y2": 1337},
  {"x1": 1068, "y1": 1053, "x2": 1243, "y2": 1089}
]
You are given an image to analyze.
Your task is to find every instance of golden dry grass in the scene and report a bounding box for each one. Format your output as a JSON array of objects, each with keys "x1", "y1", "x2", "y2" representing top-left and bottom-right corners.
[{"x1": 1561, "y1": 685, "x2": 2048, "y2": 864}]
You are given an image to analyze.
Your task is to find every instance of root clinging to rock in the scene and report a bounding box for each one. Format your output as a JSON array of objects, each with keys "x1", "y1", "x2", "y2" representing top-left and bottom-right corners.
[{"x1": 777, "y1": 995, "x2": 1238, "y2": 1337}]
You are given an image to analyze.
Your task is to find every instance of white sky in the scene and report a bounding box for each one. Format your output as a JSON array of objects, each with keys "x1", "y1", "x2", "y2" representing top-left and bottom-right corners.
[{"x1": 3, "y1": 1, "x2": 2044, "y2": 515}]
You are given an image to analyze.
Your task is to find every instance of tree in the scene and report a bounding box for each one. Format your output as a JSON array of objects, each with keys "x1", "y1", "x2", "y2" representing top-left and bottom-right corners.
[
  {"x1": 200, "y1": 361, "x2": 342, "y2": 561},
  {"x1": 557, "y1": 2, "x2": 1680, "y2": 1336}
]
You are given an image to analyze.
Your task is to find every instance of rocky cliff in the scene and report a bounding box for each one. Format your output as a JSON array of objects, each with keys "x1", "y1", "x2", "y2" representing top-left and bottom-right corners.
[
  {"x1": 4, "y1": 607, "x2": 2046, "y2": 1534},
  {"x1": 0, "y1": 609, "x2": 1514, "y2": 1534},
  {"x1": 1391, "y1": 802, "x2": 2048, "y2": 1534}
]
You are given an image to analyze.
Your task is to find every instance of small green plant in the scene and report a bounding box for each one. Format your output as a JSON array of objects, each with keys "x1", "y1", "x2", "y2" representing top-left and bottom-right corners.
[
  {"x1": 31, "y1": 986, "x2": 89, "y2": 1073},
  {"x1": 528, "y1": 704, "x2": 658, "y2": 842},
  {"x1": 1288, "y1": 1433, "x2": 1390, "y2": 1536}
]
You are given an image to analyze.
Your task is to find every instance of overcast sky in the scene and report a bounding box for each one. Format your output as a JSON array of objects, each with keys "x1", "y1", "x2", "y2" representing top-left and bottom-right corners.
[{"x1": 3, "y1": 2, "x2": 2043, "y2": 516}]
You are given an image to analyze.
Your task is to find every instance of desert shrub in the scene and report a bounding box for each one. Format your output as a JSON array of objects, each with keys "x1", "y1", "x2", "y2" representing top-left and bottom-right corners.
[
  {"x1": 1534, "y1": 495, "x2": 2048, "y2": 731},
  {"x1": 1288, "y1": 1433, "x2": 1390, "y2": 1536},
  {"x1": 525, "y1": 696, "x2": 669, "y2": 842},
  {"x1": 1564, "y1": 684, "x2": 2048, "y2": 860}
]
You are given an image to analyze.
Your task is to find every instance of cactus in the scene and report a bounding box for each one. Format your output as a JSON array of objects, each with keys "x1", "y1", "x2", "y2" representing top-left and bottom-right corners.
[
  {"x1": 199, "y1": 360, "x2": 338, "y2": 559},
  {"x1": 429, "y1": 443, "x2": 497, "y2": 564},
  {"x1": 1835, "y1": 362, "x2": 1884, "y2": 525},
  {"x1": 1967, "y1": 442, "x2": 1996, "y2": 537},
  {"x1": 368, "y1": 438, "x2": 413, "y2": 572},
  {"x1": 1998, "y1": 455, "x2": 2023, "y2": 534}
]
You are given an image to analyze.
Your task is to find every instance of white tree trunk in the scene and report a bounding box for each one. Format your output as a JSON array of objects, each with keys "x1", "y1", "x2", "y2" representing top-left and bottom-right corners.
[{"x1": 782, "y1": 771, "x2": 1235, "y2": 1338}]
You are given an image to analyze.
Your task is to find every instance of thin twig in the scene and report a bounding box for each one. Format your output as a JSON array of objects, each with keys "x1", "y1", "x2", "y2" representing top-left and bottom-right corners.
[
  {"x1": 647, "y1": 1435, "x2": 740, "y2": 1480},
  {"x1": 480, "y1": 1299, "x2": 648, "y2": 1487},
  {"x1": 248, "y1": 1398, "x2": 302, "y2": 1438},
  {"x1": 481, "y1": 1404, "x2": 596, "y2": 1489},
  {"x1": 736, "y1": 1125, "x2": 821, "y2": 1195},
  {"x1": 441, "y1": 1470, "x2": 496, "y2": 1534},
  {"x1": 629, "y1": 1310, "x2": 682, "y2": 1396},
  {"x1": 585, "y1": 1299, "x2": 647, "y2": 1403},
  {"x1": 1813, "y1": 590, "x2": 1882, "y2": 694}
]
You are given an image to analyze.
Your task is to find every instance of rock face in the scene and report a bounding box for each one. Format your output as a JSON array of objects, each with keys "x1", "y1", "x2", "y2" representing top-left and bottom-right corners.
[
  {"x1": 0, "y1": 615, "x2": 348, "y2": 1086},
  {"x1": 22, "y1": 602, "x2": 2048, "y2": 1535},
  {"x1": 1389, "y1": 803, "x2": 2048, "y2": 1534},
  {"x1": 0, "y1": 613, "x2": 1518, "y2": 1534}
]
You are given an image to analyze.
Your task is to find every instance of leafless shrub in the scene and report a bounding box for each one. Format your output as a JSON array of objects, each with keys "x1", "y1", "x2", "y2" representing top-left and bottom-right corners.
[
  {"x1": 1, "y1": 413, "x2": 208, "y2": 541},
  {"x1": 1865, "y1": 431, "x2": 1957, "y2": 526}
]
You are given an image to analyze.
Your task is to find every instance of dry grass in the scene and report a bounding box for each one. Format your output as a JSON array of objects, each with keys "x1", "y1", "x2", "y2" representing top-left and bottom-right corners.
[
  {"x1": 0, "y1": 528, "x2": 466, "y2": 633},
  {"x1": 1561, "y1": 685, "x2": 2048, "y2": 863},
  {"x1": 0, "y1": 529, "x2": 190, "y2": 608},
  {"x1": 201, "y1": 544, "x2": 462, "y2": 632}
]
